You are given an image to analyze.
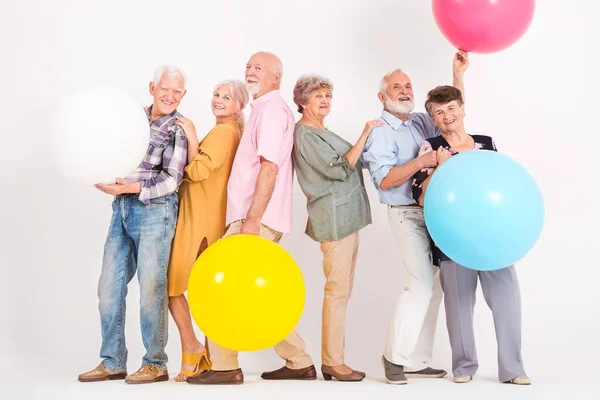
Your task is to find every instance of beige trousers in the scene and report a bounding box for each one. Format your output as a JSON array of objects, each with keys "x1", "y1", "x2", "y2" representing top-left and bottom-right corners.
[
  {"x1": 209, "y1": 220, "x2": 314, "y2": 371},
  {"x1": 320, "y1": 231, "x2": 360, "y2": 366}
]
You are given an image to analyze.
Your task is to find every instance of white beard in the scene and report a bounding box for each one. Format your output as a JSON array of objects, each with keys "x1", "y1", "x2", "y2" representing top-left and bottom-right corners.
[
  {"x1": 246, "y1": 82, "x2": 259, "y2": 95},
  {"x1": 385, "y1": 95, "x2": 415, "y2": 115}
]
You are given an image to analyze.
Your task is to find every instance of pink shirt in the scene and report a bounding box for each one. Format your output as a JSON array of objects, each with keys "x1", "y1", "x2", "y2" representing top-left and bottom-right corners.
[{"x1": 226, "y1": 90, "x2": 295, "y2": 234}]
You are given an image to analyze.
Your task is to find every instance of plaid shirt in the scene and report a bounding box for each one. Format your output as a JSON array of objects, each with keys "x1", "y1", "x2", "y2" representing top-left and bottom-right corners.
[{"x1": 126, "y1": 106, "x2": 188, "y2": 205}]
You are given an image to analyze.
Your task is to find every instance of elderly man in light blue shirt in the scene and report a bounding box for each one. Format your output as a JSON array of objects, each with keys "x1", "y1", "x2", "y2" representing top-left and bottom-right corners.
[{"x1": 362, "y1": 51, "x2": 469, "y2": 385}]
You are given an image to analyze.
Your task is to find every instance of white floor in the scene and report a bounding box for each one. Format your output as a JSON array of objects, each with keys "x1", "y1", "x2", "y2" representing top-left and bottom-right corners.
[{"x1": 23, "y1": 374, "x2": 600, "y2": 400}]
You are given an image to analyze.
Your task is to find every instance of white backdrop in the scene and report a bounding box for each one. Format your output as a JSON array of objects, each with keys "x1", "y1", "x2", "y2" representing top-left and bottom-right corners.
[{"x1": 1, "y1": 0, "x2": 599, "y2": 391}]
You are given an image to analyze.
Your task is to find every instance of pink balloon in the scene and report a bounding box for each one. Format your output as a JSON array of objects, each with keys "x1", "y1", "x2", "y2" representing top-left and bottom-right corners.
[{"x1": 432, "y1": 0, "x2": 535, "y2": 53}]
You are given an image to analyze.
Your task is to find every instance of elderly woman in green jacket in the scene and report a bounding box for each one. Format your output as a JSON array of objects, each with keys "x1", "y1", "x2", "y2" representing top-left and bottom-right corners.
[{"x1": 292, "y1": 75, "x2": 382, "y2": 382}]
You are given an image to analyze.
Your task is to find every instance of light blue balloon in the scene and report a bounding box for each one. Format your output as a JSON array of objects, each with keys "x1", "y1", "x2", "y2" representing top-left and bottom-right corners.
[{"x1": 424, "y1": 151, "x2": 544, "y2": 271}]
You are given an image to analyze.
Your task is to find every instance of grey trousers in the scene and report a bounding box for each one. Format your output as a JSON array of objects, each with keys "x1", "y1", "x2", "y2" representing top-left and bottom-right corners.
[{"x1": 439, "y1": 260, "x2": 526, "y2": 382}]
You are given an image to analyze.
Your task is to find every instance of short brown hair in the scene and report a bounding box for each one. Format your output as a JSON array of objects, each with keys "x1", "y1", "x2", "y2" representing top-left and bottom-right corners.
[
  {"x1": 424, "y1": 85, "x2": 463, "y2": 117},
  {"x1": 293, "y1": 75, "x2": 333, "y2": 113}
]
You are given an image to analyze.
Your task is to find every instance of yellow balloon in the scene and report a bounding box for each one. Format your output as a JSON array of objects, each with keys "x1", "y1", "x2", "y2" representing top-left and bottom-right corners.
[{"x1": 188, "y1": 234, "x2": 305, "y2": 352}]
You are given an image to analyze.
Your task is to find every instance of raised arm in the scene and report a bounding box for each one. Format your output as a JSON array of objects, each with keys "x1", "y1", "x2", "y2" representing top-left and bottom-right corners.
[{"x1": 452, "y1": 50, "x2": 469, "y2": 105}]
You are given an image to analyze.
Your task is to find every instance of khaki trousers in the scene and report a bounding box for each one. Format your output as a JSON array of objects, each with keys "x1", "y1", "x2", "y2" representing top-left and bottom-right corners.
[
  {"x1": 320, "y1": 231, "x2": 360, "y2": 366},
  {"x1": 209, "y1": 220, "x2": 314, "y2": 371}
]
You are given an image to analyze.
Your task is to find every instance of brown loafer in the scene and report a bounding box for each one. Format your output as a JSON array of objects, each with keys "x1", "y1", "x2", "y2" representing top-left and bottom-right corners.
[
  {"x1": 187, "y1": 369, "x2": 244, "y2": 385},
  {"x1": 78, "y1": 364, "x2": 127, "y2": 382},
  {"x1": 261, "y1": 365, "x2": 317, "y2": 380},
  {"x1": 321, "y1": 365, "x2": 363, "y2": 382},
  {"x1": 352, "y1": 369, "x2": 366, "y2": 378}
]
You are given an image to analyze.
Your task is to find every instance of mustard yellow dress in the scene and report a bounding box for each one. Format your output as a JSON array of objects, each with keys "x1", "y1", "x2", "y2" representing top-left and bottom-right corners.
[{"x1": 168, "y1": 120, "x2": 242, "y2": 296}]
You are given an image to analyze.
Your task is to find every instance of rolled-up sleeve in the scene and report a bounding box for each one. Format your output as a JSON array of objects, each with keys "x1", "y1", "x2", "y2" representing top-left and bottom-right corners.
[
  {"x1": 297, "y1": 131, "x2": 354, "y2": 181},
  {"x1": 139, "y1": 127, "x2": 187, "y2": 204},
  {"x1": 362, "y1": 131, "x2": 396, "y2": 190}
]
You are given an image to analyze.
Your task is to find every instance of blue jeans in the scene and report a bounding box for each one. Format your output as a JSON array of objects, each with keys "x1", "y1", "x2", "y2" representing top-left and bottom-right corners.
[{"x1": 97, "y1": 193, "x2": 178, "y2": 371}]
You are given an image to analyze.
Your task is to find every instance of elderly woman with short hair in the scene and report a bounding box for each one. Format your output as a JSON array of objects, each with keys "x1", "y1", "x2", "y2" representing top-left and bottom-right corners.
[
  {"x1": 292, "y1": 75, "x2": 382, "y2": 382},
  {"x1": 412, "y1": 85, "x2": 531, "y2": 385}
]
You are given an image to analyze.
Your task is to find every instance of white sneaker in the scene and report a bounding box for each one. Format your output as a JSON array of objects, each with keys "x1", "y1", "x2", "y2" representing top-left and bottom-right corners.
[
  {"x1": 453, "y1": 374, "x2": 472, "y2": 383},
  {"x1": 508, "y1": 376, "x2": 531, "y2": 385}
]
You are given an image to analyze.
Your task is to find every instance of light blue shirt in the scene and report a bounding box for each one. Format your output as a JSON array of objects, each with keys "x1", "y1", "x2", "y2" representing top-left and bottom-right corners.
[{"x1": 362, "y1": 110, "x2": 440, "y2": 205}]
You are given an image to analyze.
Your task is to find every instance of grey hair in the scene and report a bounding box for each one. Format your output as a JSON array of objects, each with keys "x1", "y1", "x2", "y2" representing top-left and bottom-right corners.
[
  {"x1": 153, "y1": 65, "x2": 187, "y2": 89},
  {"x1": 293, "y1": 74, "x2": 333, "y2": 113},
  {"x1": 214, "y1": 79, "x2": 250, "y2": 130},
  {"x1": 379, "y1": 68, "x2": 404, "y2": 94}
]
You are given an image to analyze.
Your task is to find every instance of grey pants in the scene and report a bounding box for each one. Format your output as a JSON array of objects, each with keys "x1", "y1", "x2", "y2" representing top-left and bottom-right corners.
[{"x1": 440, "y1": 260, "x2": 526, "y2": 382}]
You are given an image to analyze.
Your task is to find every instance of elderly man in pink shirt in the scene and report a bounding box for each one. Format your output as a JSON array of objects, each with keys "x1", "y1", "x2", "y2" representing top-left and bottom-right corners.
[{"x1": 188, "y1": 52, "x2": 316, "y2": 386}]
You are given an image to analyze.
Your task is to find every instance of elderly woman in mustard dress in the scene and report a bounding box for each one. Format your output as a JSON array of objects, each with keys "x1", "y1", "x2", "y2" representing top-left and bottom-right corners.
[{"x1": 168, "y1": 80, "x2": 249, "y2": 381}]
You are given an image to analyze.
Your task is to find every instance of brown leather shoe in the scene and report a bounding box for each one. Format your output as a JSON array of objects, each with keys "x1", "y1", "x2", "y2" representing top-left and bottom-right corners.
[
  {"x1": 78, "y1": 364, "x2": 127, "y2": 382},
  {"x1": 125, "y1": 365, "x2": 169, "y2": 384},
  {"x1": 352, "y1": 369, "x2": 366, "y2": 378},
  {"x1": 261, "y1": 365, "x2": 317, "y2": 380},
  {"x1": 321, "y1": 365, "x2": 363, "y2": 382},
  {"x1": 187, "y1": 369, "x2": 244, "y2": 385}
]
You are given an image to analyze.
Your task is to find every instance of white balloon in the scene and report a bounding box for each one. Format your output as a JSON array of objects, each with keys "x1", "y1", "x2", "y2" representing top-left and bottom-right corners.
[{"x1": 51, "y1": 85, "x2": 149, "y2": 185}]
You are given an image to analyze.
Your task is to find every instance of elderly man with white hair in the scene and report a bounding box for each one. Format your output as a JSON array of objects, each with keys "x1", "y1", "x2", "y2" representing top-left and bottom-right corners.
[
  {"x1": 188, "y1": 51, "x2": 316, "y2": 386},
  {"x1": 362, "y1": 52, "x2": 469, "y2": 385},
  {"x1": 78, "y1": 65, "x2": 189, "y2": 384}
]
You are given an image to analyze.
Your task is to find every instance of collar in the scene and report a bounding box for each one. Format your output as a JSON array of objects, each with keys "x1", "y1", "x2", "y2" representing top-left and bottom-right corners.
[
  {"x1": 381, "y1": 109, "x2": 413, "y2": 130},
  {"x1": 251, "y1": 89, "x2": 280, "y2": 110},
  {"x1": 146, "y1": 105, "x2": 179, "y2": 129}
]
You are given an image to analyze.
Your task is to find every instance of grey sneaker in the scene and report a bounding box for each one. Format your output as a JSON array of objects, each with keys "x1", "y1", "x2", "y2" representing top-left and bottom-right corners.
[
  {"x1": 381, "y1": 356, "x2": 407, "y2": 385},
  {"x1": 405, "y1": 367, "x2": 448, "y2": 378}
]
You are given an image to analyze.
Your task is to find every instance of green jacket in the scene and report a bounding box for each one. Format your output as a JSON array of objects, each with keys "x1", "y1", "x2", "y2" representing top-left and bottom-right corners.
[{"x1": 293, "y1": 124, "x2": 372, "y2": 242}]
